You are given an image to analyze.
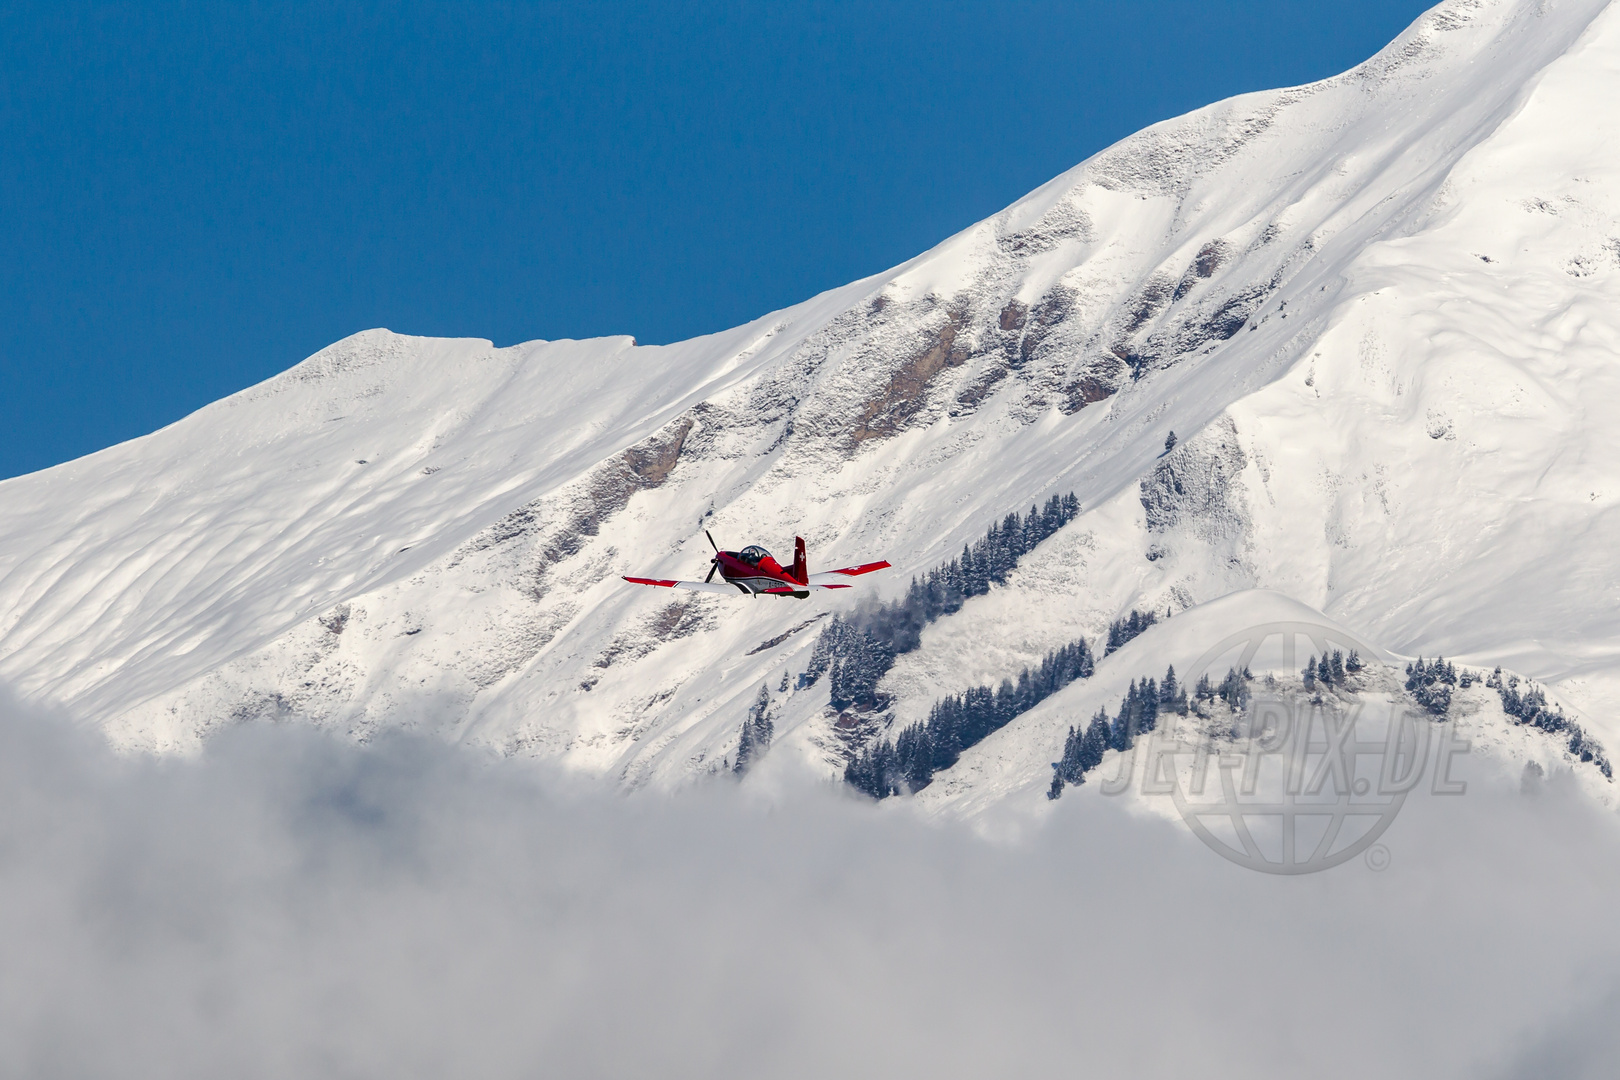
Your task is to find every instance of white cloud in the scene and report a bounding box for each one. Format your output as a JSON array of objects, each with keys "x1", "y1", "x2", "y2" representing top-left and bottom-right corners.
[{"x1": 0, "y1": 689, "x2": 1617, "y2": 1079}]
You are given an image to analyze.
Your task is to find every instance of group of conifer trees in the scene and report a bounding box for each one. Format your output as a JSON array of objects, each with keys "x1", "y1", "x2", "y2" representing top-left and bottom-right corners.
[
  {"x1": 1304, "y1": 648, "x2": 1364, "y2": 691},
  {"x1": 807, "y1": 493, "x2": 1081, "y2": 711},
  {"x1": 815, "y1": 617, "x2": 895, "y2": 713},
  {"x1": 1403, "y1": 656, "x2": 1455, "y2": 715},
  {"x1": 1050, "y1": 668, "x2": 1173, "y2": 799},
  {"x1": 1104, "y1": 610, "x2": 1158, "y2": 655},
  {"x1": 1487, "y1": 668, "x2": 1612, "y2": 778},
  {"x1": 844, "y1": 638, "x2": 1095, "y2": 799},
  {"x1": 841, "y1": 634, "x2": 1619, "y2": 802},
  {"x1": 1046, "y1": 664, "x2": 1254, "y2": 799},
  {"x1": 1197, "y1": 666, "x2": 1252, "y2": 712}
]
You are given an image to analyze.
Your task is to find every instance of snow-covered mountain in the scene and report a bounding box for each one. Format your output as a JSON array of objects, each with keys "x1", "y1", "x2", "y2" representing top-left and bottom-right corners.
[{"x1": 3, "y1": 0, "x2": 1619, "y2": 816}]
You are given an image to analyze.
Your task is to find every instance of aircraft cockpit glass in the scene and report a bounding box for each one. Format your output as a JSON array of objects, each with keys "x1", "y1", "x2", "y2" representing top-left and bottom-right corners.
[{"x1": 738, "y1": 546, "x2": 770, "y2": 566}]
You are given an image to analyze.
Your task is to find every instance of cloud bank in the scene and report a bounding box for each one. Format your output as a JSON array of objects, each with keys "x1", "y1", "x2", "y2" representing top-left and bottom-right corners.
[{"x1": 0, "y1": 691, "x2": 1617, "y2": 1079}]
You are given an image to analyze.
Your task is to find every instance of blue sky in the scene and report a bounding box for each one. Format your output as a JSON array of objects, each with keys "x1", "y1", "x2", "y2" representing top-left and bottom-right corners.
[{"x1": 0, "y1": 1, "x2": 1433, "y2": 481}]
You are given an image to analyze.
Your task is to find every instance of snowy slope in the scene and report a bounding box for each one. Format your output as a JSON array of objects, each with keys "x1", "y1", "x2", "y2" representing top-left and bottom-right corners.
[
  {"x1": 2, "y1": 0, "x2": 1619, "y2": 811},
  {"x1": 909, "y1": 588, "x2": 1615, "y2": 828}
]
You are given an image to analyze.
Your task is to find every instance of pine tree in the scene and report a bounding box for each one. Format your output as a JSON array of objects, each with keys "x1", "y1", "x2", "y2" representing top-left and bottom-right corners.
[
  {"x1": 1080, "y1": 710, "x2": 1109, "y2": 774},
  {"x1": 735, "y1": 684, "x2": 774, "y2": 775},
  {"x1": 895, "y1": 723, "x2": 933, "y2": 792},
  {"x1": 828, "y1": 657, "x2": 847, "y2": 709},
  {"x1": 1160, "y1": 664, "x2": 1188, "y2": 714},
  {"x1": 1160, "y1": 665, "x2": 1180, "y2": 707},
  {"x1": 1050, "y1": 725, "x2": 1082, "y2": 798},
  {"x1": 1110, "y1": 684, "x2": 1137, "y2": 751},
  {"x1": 1218, "y1": 668, "x2": 1247, "y2": 710}
]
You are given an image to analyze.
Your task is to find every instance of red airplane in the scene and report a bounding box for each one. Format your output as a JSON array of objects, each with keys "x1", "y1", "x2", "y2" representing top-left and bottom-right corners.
[{"x1": 624, "y1": 532, "x2": 890, "y2": 599}]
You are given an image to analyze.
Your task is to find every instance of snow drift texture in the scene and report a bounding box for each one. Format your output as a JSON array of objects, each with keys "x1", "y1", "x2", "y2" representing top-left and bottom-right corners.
[{"x1": 3, "y1": 0, "x2": 1620, "y2": 815}]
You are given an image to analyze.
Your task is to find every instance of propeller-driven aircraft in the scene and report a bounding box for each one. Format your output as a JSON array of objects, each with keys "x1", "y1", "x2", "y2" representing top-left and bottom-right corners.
[{"x1": 624, "y1": 532, "x2": 890, "y2": 599}]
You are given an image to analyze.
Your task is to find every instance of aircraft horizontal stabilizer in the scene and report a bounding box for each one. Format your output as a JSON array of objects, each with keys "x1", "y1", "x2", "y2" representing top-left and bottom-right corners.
[{"x1": 805, "y1": 560, "x2": 890, "y2": 584}]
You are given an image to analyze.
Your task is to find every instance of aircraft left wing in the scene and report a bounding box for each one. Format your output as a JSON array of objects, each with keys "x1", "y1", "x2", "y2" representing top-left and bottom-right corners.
[
  {"x1": 623, "y1": 576, "x2": 741, "y2": 595},
  {"x1": 805, "y1": 560, "x2": 890, "y2": 584}
]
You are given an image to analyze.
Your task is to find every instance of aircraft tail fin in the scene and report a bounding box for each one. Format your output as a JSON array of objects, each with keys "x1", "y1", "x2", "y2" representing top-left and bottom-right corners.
[{"x1": 792, "y1": 536, "x2": 807, "y2": 584}]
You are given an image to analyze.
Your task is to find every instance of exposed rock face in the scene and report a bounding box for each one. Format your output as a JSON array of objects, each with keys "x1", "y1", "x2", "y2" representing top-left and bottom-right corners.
[
  {"x1": 1140, "y1": 419, "x2": 1249, "y2": 542},
  {"x1": 849, "y1": 307, "x2": 971, "y2": 445}
]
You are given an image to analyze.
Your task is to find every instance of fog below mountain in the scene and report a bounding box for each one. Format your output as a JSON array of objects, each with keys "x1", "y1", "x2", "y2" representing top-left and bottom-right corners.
[{"x1": 1, "y1": 691, "x2": 1614, "y2": 1080}]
